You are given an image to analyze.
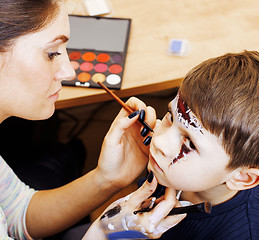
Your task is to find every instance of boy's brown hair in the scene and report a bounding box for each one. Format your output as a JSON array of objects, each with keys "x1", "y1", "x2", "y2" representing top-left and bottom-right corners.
[{"x1": 179, "y1": 51, "x2": 259, "y2": 170}]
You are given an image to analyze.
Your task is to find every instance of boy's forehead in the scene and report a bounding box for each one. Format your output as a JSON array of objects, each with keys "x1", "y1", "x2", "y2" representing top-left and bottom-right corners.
[{"x1": 171, "y1": 94, "x2": 203, "y2": 133}]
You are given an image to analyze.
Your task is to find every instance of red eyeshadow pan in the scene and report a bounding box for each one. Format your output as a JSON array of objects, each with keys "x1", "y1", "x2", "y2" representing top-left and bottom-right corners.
[
  {"x1": 69, "y1": 51, "x2": 81, "y2": 60},
  {"x1": 109, "y1": 64, "x2": 122, "y2": 74}
]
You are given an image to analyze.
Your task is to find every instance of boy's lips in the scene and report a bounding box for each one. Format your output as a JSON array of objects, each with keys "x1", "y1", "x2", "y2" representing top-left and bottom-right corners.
[{"x1": 149, "y1": 153, "x2": 163, "y2": 173}]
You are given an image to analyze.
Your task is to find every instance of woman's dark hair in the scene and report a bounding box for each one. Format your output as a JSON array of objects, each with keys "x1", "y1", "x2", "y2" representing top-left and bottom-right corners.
[{"x1": 0, "y1": 0, "x2": 60, "y2": 52}]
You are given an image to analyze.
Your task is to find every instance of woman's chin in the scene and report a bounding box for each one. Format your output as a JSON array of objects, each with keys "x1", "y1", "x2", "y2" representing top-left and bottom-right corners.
[{"x1": 24, "y1": 106, "x2": 55, "y2": 121}]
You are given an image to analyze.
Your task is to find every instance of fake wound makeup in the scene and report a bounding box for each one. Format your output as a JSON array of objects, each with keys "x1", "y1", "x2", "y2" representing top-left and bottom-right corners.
[
  {"x1": 175, "y1": 94, "x2": 203, "y2": 134},
  {"x1": 172, "y1": 142, "x2": 190, "y2": 164},
  {"x1": 167, "y1": 105, "x2": 197, "y2": 165},
  {"x1": 172, "y1": 137, "x2": 196, "y2": 164}
]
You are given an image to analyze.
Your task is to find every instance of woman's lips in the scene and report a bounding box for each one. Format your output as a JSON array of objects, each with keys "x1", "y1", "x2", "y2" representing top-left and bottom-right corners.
[
  {"x1": 149, "y1": 153, "x2": 163, "y2": 173},
  {"x1": 49, "y1": 88, "x2": 61, "y2": 101}
]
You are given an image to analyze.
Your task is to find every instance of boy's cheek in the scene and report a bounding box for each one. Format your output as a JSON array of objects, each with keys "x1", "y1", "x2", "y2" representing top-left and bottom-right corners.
[
  {"x1": 147, "y1": 161, "x2": 152, "y2": 173},
  {"x1": 154, "y1": 119, "x2": 162, "y2": 131}
]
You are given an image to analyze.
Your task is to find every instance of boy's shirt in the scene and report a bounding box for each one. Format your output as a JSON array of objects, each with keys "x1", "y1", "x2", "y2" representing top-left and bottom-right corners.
[{"x1": 159, "y1": 185, "x2": 259, "y2": 240}]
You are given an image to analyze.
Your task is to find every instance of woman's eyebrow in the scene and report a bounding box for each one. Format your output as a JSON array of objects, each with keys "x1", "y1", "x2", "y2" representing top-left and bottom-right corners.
[{"x1": 49, "y1": 35, "x2": 69, "y2": 44}]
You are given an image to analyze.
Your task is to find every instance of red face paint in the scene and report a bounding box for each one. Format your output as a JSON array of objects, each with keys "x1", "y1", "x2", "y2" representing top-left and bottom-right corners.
[
  {"x1": 172, "y1": 144, "x2": 190, "y2": 164},
  {"x1": 176, "y1": 94, "x2": 203, "y2": 133},
  {"x1": 177, "y1": 95, "x2": 194, "y2": 127}
]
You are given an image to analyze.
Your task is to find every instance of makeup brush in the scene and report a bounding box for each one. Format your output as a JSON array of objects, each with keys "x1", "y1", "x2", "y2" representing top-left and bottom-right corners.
[
  {"x1": 168, "y1": 201, "x2": 212, "y2": 215},
  {"x1": 97, "y1": 81, "x2": 153, "y2": 132},
  {"x1": 134, "y1": 201, "x2": 212, "y2": 215}
]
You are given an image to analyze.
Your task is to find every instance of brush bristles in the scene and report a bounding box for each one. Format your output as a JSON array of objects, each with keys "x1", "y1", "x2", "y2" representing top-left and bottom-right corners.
[
  {"x1": 204, "y1": 201, "x2": 212, "y2": 213},
  {"x1": 168, "y1": 201, "x2": 212, "y2": 215}
]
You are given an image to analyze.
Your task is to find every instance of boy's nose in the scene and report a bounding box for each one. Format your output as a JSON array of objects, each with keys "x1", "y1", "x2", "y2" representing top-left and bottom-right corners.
[{"x1": 152, "y1": 122, "x2": 181, "y2": 159}]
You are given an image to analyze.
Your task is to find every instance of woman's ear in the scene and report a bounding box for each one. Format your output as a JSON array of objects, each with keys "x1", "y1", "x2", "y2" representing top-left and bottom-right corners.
[{"x1": 226, "y1": 168, "x2": 259, "y2": 191}]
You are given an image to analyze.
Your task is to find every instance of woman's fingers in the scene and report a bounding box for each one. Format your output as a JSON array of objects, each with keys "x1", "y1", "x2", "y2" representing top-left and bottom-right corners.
[
  {"x1": 125, "y1": 97, "x2": 157, "y2": 130},
  {"x1": 104, "y1": 105, "x2": 156, "y2": 150},
  {"x1": 148, "y1": 214, "x2": 186, "y2": 238},
  {"x1": 141, "y1": 187, "x2": 186, "y2": 237},
  {"x1": 95, "y1": 180, "x2": 186, "y2": 239},
  {"x1": 126, "y1": 171, "x2": 158, "y2": 209},
  {"x1": 104, "y1": 110, "x2": 140, "y2": 145},
  {"x1": 148, "y1": 187, "x2": 182, "y2": 224},
  {"x1": 113, "y1": 97, "x2": 147, "y2": 120},
  {"x1": 105, "y1": 97, "x2": 155, "y2": 144},
  {"x1": 143, "y1": 106, "x2": 156, "y2": 129}
]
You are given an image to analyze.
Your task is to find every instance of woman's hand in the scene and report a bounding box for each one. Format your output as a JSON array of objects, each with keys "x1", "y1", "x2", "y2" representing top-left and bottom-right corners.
[
  {"x1": 83, "y1": 172, "x2": 186, "y2": 239},
  {"x1": 96, "y1": 97, "x2": 156, "y2": 188}
]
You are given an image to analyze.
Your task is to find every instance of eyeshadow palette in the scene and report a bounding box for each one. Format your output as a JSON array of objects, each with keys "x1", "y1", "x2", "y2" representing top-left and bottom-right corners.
[{"x1": 62, "y1": 15, "x2": 131, "y2": 89}]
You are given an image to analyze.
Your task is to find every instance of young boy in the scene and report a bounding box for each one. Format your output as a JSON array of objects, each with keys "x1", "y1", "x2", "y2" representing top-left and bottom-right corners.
[
  {"x1": 84, "y1": 51, "x2": 258, "y2": 239},
  {"x1": 149, "y1": 50, "x2": 259, "y2": 239}
]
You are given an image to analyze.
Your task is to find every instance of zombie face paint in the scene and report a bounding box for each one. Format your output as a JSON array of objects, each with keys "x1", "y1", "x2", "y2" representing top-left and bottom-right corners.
[
  {"x1": 172, "y1": 144, "x2": 190, "y2": 164},
  {"x1": 175, "y1": 94, "x2": 203, "y2": 134}
]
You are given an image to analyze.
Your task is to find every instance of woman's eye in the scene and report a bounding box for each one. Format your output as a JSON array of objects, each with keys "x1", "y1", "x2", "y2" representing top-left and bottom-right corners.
[{"x1": 48, "y1": 52, "x2": 61, "y2": 60}]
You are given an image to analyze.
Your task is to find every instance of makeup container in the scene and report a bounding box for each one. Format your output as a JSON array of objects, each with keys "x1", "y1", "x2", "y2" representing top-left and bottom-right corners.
[
  {"x1": 62, "y1": 15, "x2": 131, "y2": 89},
  {"x1": 168, "y1": 39, "x2": 191, "y2": 57}
]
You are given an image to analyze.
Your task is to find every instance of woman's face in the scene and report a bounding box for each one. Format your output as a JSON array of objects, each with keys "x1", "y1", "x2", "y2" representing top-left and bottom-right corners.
[{"x1": 0, "y1": 2, "x2": 75, "y2": 122}]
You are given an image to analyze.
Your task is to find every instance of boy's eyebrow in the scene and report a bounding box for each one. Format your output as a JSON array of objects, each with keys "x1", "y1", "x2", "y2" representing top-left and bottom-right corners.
[
  {"x1": 168, "y1": 101, "x2": 202, "y2": 151},
  {"x1": 175, "y1": 95, "x2": 204, "y2": 135}
]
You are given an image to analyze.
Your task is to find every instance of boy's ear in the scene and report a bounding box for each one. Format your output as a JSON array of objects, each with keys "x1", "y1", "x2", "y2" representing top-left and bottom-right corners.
[{"x1": 226, "y1": 168, "x2": 259, "y2": 191}]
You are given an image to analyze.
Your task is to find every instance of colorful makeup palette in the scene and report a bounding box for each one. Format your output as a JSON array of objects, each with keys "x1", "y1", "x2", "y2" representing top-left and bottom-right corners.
[{"x1": 62, "y1": 15, "x2": 131, "y2": 89}]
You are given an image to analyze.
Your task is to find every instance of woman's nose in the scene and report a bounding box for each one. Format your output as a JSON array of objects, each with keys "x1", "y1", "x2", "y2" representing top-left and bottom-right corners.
[{"x1": 55, "y1": 56, "x2": 76, "y2": 82}]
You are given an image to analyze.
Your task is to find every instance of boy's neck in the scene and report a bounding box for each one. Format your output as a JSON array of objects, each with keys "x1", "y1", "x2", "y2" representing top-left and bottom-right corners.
[{"x1": 181, "y1": 184, "x2": 239, "y2": 206}]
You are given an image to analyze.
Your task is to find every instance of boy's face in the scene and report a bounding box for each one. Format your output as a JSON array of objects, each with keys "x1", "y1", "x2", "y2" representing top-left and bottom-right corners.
[{"x1": 148, "y1": 94, "x2": 233, "y2": 192}]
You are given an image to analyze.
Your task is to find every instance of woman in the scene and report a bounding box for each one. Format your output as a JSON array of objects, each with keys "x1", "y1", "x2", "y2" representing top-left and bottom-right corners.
[{"x1": 0, "y1": 1, "x2": 183, "y2": 239}]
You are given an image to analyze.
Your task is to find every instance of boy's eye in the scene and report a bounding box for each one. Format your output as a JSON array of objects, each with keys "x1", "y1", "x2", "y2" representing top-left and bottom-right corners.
[
  {"x1": 48, "y1": 52, "x2": 61, "y2": 60},
  {"x1": 185, "y1": 137, "x2": 196, "y2": 150},
  {"x1": 167, "y1": 109, "x2": 174, "y2": 123}
]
